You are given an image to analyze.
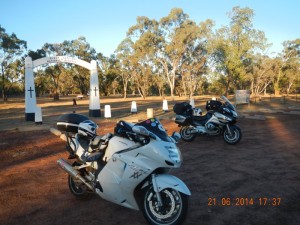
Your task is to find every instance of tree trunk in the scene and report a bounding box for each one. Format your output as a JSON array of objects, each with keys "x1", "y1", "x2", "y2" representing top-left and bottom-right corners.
[
  {"x1": 1, "y1": 73, "x2": 6, "y2": 101},
  {"x1": 182, "y1": 77, "x2": 187, "y2": 97},
  {"x1": 123, "y1": 87, "x2": 127, "y2": 99},
  {"x1": 225, "y1": 81, "x2": 230, "y2": 96},
  {"x1": 274, "y1": 81, "x2": 280, "y2": 96},
  {"x1": 53, "y1": 92, "x2": 59, "y2": 101},
  {"x1": 274, "y1": 70, "x2": 282, "y2": 96},
  {"x1": 137, "y1": 87, "x2": 145, "y2": 99},
  {"x1": 123, "y1": 79, "x2": 128, "y2": 99}
]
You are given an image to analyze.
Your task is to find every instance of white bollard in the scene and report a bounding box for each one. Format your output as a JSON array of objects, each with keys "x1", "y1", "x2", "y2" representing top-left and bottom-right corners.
[
  {"x1": 147, "y1": 108, "x2": 154, "y2": 118},
  {"x1": 162, "y1": 100, "x2": 168, "y2": 112},
  {"x1": 35, "y1": 106, "x2": 43, "y2": 124},
  {"x1": 131, "y1": 101, "x2": 137, "y2": 113},
  {"x1": 104, "y1": 105, "x2": 111, "y2": 118},
  {"x1": 190, "y1": 98, "x2": 195, "y2": 108}
]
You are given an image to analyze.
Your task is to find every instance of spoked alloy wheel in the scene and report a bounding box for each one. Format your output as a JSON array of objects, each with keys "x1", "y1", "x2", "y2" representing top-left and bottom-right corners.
[
  {"x1": 179, "y1": 126, "x2": 196, "y2": 142},
  {"x1": 142, "y1": 187, "x2": 188, "y2": 225},
  {"x1": 223, "y1": 125, "x2": 242, "y2": 144}
]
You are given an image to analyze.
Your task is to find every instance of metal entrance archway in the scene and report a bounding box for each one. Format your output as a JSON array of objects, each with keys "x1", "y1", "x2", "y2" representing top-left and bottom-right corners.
[{"x1": 25, "y1": 56, "x2": 101, "y2": 121}]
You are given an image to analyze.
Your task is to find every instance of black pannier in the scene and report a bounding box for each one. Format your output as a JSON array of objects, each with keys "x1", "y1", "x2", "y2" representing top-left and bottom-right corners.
[
  {"x1": 206, "y1": 100, "x2": 222, "y2": 111},
  {"x1": 57, "y1": 113, "x2": 89, "y2": 133},
  {"x1": 173, "y1": 102, "x2": 193, "y2": 115}
]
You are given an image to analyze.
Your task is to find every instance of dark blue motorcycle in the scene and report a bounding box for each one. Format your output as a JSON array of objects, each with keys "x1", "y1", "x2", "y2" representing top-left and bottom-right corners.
[{"x1": 174, "y1": 96, "x2": 242, "y2": 144}]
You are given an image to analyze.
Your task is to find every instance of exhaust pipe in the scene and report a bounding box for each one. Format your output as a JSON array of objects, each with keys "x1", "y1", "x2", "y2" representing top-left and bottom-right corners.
[
  {"x1": 190, "y1": 126, "x2": 206, "y2": 134},
  {"x1": 57, "y1": 158, "x2": 94, "y2": 191}
]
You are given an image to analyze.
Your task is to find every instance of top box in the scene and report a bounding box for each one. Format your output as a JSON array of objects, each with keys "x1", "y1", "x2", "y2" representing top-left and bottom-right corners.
[{"x1": 57, "y1": 113, "x2": 89, "y2": 133}]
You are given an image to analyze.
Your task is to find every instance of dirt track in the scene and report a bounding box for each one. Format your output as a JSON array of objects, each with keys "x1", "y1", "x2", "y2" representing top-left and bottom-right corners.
[{"x1": 1, "y1": 112, "x2": 300, "y2": 225}]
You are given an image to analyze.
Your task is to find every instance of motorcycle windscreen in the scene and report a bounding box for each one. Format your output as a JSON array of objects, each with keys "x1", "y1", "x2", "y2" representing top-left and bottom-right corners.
[
  {"x1": 135, "y1": 118, "x2": 171, "y2": 142},
  {"x1": 220, "y1": 96, "x2": 236, "y2": 111}
]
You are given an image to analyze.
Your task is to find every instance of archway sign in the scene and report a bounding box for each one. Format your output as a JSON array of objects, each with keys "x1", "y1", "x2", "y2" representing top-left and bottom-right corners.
[{"x1": 25, "y1": 56, "x2": 101, "y2": 121}]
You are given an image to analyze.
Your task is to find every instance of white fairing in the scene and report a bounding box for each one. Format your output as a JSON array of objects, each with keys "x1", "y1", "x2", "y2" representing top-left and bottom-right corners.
[
  {"x1": 65, "y1": 120, "x2": 190, "y2": 211},
  {"x1": 95, "y1": 139, "x2": 185, "y2": 210},
  {"x1": 103, "y1": 136, "x2": 138, "y2": 162},
  {"x1": 96, "y1": 151, "x2": 149, "y2": 209},
  {"x1": 208, "y1": 114, "x2": 222, "y2": 125}
]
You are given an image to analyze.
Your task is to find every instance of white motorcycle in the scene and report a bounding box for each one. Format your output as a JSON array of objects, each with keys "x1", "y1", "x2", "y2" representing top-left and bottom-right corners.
[{"x1": 56, "y1": 114, "x2": 191, "y2": 225}]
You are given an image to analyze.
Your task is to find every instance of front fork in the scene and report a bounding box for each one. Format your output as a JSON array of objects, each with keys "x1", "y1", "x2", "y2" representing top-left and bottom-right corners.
[
  {"x1": 152, "y1": 174, "x2": 163, "y2": 206},
  {"x1": 225, "y1": 124, "x2": 233, "y2": 136}
]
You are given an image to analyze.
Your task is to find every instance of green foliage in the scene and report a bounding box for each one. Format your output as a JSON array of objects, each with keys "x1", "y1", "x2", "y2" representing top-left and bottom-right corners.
[
  {"x1": 0, "y1": 25, "x2": 27, "y2": 101},
  {"x1": 121, "y1": 8, "x2": 211, "y2": 98},
  {"x1": 1, "y1": 6, "x2": 300, "y2": 100},
  {"x1": 209, "y1": 6, "x2": 270, "y2": 95}
]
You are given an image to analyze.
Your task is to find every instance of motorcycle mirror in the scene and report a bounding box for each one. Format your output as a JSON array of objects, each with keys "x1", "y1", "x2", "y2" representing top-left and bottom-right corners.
[{"x1": 132, "y1": 126, "x2": 150, "y2": 136}]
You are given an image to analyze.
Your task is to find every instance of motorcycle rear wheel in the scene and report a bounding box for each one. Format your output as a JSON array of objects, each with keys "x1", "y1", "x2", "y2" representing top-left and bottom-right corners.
[
  {"x1": 142, "y1": 187, "x2": 188, "y2": 225},
  {"x1": 68, "y1": 162, "x2": 94, "y2": 200},
  {"x1": 68, "y1": 175, "x2": 93, "y2": 200},
  {"x1": 180, "y1": 126, "x2": 196, "y2": 142},
  {"x1": 223, "y1": 125, "x2": 242, "y2": 144}
]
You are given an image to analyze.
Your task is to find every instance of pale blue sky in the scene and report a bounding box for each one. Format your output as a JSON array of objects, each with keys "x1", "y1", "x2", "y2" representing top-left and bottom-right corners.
[{"x1": 1, "y1": 0, "x2": 299, "y2": 57}]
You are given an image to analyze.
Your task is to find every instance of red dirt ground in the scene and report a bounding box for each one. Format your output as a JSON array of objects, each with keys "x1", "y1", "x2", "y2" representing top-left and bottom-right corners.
[{"x1": 0, "y1": 114, "x2": 300, "y2": 225}]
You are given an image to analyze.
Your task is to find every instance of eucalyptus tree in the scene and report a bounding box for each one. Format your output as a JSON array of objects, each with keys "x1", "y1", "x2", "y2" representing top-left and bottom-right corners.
[
  {"x1": 180, "y1": 19, "x2": 213, "y2": 97},
  {"x1": 0, "y1": 25, "x2": 27, "y2": 101},
  {"x1": 275, "y1": 39, "x2": 300, "y2": 95},
  {"x1": 209, "y1": 6, "x2": 269, "y2": 95},
  {"x1": 33, "y1": 69, "x2": 50, "y2": 96},
  {"x1": 35, "y1": 37, "x2": 98, "y2": 98},
  {"x1": 4, "y1": 58, "x2": 25, "y2": 95},
  {"x1": 62, "y1": 36, "x2": 97, "y2": 95},
  {"x1": 158, "y1": 8, "x2": 206, "y2": 97},
  {"x1": 115, "y1": 38, "x2": 134, "y2": 98},
  {"x1": 96, "y1": 53, "x2": 120, "y2": 96},
  {"x1": 152, "y1": 64, "x2": 167, "y2": 97},
  {"x1": 126, "y1": 8, "x2": 210, "y2": 97},
  {"x1": 246, "y1": 54, "x2": 277, "y2": 95},
  {"x1": 40, "y1": 42, "x2": 66, "y2": 100}
]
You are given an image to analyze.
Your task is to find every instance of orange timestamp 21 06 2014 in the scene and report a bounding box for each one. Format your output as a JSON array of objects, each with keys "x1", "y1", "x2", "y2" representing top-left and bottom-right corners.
[{"x1": 208, "y1": 197, "x2": 281, "y2": 206}]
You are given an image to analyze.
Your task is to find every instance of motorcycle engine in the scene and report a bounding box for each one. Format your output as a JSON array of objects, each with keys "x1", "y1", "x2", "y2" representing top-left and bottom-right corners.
[{"x1": 206, "y1": 122, "x2": 215, "y2": 131}]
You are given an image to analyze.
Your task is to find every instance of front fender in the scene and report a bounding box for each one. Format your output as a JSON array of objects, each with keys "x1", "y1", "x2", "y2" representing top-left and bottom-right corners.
[{"x1": 154, "y1": 174, "x2": 191, "y2": 196}]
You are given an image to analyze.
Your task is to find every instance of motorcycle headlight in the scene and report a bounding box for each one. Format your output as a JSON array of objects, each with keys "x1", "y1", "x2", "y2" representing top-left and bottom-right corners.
[{"x1": 165, "y1": 146, "x2": 182, "y2": 164}]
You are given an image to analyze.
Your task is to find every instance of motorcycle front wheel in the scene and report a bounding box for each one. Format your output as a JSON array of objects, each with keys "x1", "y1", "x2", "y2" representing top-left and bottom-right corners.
[
  {"x1": 223, "y1": 125, "x2": 242, "y2": 144},
  {"x1": 142, "y1": 187, "x2": 188, "y2": 225},
  {"x1": 180, "y1": 126, "x2": 196, "y2": 142}
]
